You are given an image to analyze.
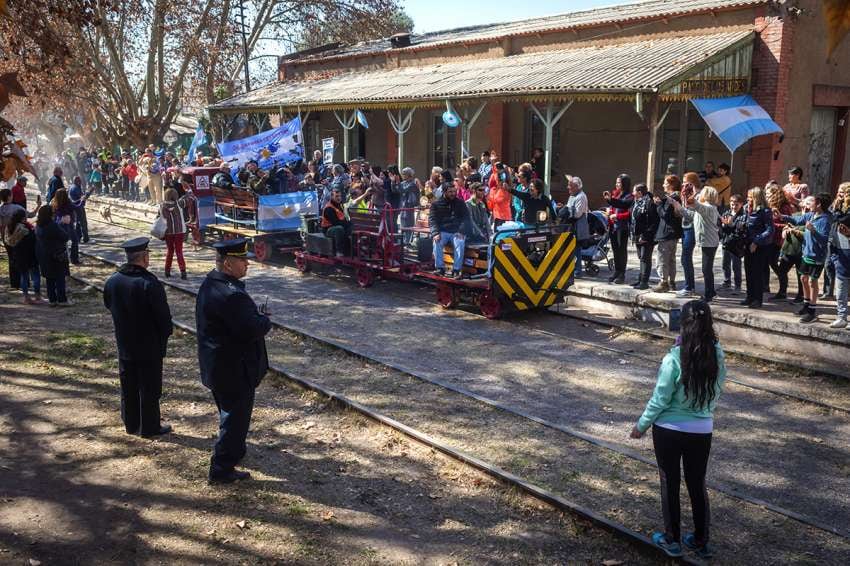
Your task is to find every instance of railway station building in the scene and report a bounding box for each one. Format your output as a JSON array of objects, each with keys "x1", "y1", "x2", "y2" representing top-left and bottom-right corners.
[{"x1": 209, "y1": 0, "x2": 850, "y2": 204}]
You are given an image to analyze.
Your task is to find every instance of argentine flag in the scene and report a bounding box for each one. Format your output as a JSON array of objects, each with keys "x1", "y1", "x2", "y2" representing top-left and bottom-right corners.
[
  {"x1": 691, "y1": 95, "x2": 783, "y2": 153},
  {"x1": 187, "y1": 124, "x2": 207, "y2": 163}
]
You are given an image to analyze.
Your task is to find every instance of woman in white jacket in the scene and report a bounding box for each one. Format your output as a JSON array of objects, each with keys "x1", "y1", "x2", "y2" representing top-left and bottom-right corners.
[{"x1": 672, "y1": 186, "x2": 720, "y2": 301}]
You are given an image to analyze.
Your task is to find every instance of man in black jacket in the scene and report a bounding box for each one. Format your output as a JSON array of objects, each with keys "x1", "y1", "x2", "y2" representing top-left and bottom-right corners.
[
  {"x1": 103, "y1": 237, "x2": 173, "y2": 437},
  {"x1": 196, "y1": 238, "x2": 271, "y2": 484},
  {"x1": 429, "y1": 184, "x2": 472, "y2": 278}
]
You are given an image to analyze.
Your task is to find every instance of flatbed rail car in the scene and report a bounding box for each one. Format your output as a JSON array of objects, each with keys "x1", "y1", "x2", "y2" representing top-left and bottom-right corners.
[
  {"x1": 207, "y1": 187, "x2": 318, "y2": 262},
  {"x1": 295, "y1": 205, "x2": 421, "y2": 287},
  {"x1": 416, "y1": 224, "x2": 577, "y2": 319},
  {"x1": 295, "y1": 204, "x2": 577, "y2": 319}
]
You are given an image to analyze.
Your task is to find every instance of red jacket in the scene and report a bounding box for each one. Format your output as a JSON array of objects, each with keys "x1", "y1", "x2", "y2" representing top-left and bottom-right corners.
[
  {"x1": 11, "y1": 181, "x2": 26, "y2": 207},
  {"x1": 607, "y1": 188, "x2": 631, "y2": 230}
]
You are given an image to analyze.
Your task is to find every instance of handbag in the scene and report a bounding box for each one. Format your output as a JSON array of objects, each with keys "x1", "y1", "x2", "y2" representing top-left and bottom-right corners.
[
  {"x1": 780, "y1": 230, "x2": 802, "y2": 259},
  {"x1": 150, "y1": 215, "x2": 167, "y2": 240}
]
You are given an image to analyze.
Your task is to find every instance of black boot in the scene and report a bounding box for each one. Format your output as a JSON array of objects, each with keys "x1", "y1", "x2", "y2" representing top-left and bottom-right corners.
[
  {"x1": 180, "y1": 271, "x2": 187, "y2": 280},
  {"x1": 164, "y1": 269, "x2": 171, "y2": 278}
]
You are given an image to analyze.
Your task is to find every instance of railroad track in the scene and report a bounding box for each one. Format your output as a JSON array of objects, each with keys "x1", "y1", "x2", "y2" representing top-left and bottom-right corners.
[
  {"x1": 66, "y1": 259, "x2": 690, "y2": 564},
  {"x1": 74, "y1": 243, "x2": 850, "y2": 547},
  {"x1": 85, "y1": 213, "x2": 850, "y2": 417}
]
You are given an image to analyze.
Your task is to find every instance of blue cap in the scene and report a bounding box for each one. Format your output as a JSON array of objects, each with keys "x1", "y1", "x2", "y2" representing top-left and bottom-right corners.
[
  {"x1": 212, "y1": 238, "x2": 254, "y2": 259},
  {"x1": 120, "y1": 237, "x2": 150, "y2": 253}
]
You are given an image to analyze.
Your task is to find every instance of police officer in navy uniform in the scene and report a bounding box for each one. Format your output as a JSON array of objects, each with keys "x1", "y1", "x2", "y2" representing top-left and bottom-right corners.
[
  {"x1": 103, "y1": 237, "x2": 173, "y2": 437},
  {"x1": 196, "y1": 238, "x2": 271, "y2": 484}
]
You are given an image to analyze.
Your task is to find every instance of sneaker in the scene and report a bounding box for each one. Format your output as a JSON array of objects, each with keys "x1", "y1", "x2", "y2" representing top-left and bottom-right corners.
[
  {"x1": 771, "y1": 292, "x2": 787, "y2": 301},
  {"x1": 433, "y1": 268, "x2": 446, "y2": 277},
  {"x1": 829, "y1": 318, "x2": 848, "y2": 329},
  {"x1": 800, "y1": 310, "x2": 817, "y2": 323},
  {"x1": 795, "y1": 303, "x2": 811, "y2": 316},
  {"x1": 651, "y1": 282, "x2": 669, "y2": 293},
  {"x1": 676, "y1": 288, "x2": 694, "y2": 298},
  {"x1": 651, "y1": 532, "x2": 683, "y2": 558},
  {"x1": 683, "y1": 533, "x2": 714, "y2": 559},
  {"x1": 180, "y1": 271, "x2": 187, "y2": 280},
  {"x1": 613, "y1": 277, "x2": 625, "y2": 284},
  {"x1": 720, "y1": 280, "x2": 731, "y2": 289},
  {"x1": 792, "y1": 295, "x2": 804, "y2": 304}
]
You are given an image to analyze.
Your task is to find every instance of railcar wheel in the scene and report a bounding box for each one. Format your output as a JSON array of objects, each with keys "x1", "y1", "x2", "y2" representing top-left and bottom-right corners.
[
  {"x1": 479, "y1": 290, "x2": 502, "y2": 319},
  {"x1": 356, "y1": 266, "x2": 375, "y2": 288},
  {"x1": 253, "y1": 239, "x2": 271, "y2": 262},
  {"x1": 295, "y1": 254, "x2": 310, "y2": 273},
  {"x1": 436, "y1": 284, "x2": 459, "y2": 309}
]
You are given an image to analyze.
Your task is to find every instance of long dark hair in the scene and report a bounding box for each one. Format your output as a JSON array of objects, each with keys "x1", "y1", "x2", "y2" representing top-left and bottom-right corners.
[
  {"x1": 679, "y1": 299, "x2": 719, "y2": 410},
  {"x1": 6, "y1": 208, "x2": 26, "y2": 237},
  {"x1": 617, "y1": 173, "x2": 632, "y2": 195},
  {"x1": 36, "y1": 204, "x2": 54, "y2": 227}
]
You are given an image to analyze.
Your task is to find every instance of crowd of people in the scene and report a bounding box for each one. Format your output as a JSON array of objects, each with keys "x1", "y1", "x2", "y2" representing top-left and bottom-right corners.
[
  {"x1": 600, "y1": 164, "x2": 850, "y2": 328},
  {"x1": 0, "y1": 177, "x2": 86, "y2": 306}
]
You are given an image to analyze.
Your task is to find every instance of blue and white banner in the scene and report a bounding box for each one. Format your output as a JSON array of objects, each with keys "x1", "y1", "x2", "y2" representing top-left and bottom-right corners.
[
  {"x1": 218, "y1": 117, "x2": 303, "y2": 175},
  {"x1": 187, "y1": 124, "x2": 207, "y2": 163},
  {"x1": 256, "y1": 190, "x2": 318, "y2": 231},
  {"x1": 691, "y1": 95, "x2": 783, "y2": 153}
]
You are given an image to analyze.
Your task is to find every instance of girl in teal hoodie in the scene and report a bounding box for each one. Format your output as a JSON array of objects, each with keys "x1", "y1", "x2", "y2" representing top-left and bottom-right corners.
[{"x1": 630, "y1": 299, "x2": 726, "y2": 559}]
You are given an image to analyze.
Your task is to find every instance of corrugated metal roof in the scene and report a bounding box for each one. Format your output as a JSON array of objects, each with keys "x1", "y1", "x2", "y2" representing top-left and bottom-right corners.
[
  {"x1": 285, "y1": 0, "x2": 766, "y2": 64},
  {"x1": 210, "y1": 30, "x2": 754, "y2": 113}
]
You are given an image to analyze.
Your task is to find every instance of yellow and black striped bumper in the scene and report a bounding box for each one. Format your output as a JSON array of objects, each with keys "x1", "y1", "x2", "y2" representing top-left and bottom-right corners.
[{"x1": 492, "y1": 231, "x2": 577, "y2": 310}]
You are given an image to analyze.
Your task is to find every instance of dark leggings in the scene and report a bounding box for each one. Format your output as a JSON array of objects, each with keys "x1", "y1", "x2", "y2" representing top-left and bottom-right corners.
[
  {"x1": 774, "y1": 254, "x2": 803, "y2": 297},
  {"x1": 744, "y1": 245, "x2": 769, "y2": 304},
  {"x1": 652, "y1": 424, "x2": 713, "y2": 545},
  {"x1": 611, "y1": 229, "x2": 629, "y2": 276},
  {"x1": 701, "y1": 246, "x2": 718, "y2": 299},
  {"x1": 761, "y1": 243, "x2": 776, "y2": 292},
  {"x1": 636, "y1": 242, "x2": 655, "y2": 284}
]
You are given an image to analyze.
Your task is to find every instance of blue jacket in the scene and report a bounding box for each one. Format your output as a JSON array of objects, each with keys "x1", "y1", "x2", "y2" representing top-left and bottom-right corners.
[
  {"x1": 831, "y1": 214, "x2": 850, "y2": 279},
  {"x1": 196, "y1": 269, "x2": 271, "y2": 393},
  {"x1": 745, "y1": 207, "x2": 774, "y2": 248},
  {"x1": 784, "y1": 211, "x2": 831, "y2": 262}
]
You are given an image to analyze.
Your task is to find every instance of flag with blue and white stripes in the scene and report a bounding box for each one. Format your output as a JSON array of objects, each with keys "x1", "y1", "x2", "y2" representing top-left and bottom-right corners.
[
  {"x1": 691, "y1": 95, "x2": 783, "y2": 153},
  {"x1": 187, "y1": 124, "x2": 207, "y2": 163}
]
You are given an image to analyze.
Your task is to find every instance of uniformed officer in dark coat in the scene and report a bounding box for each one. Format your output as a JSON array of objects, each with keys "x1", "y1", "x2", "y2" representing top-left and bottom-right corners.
[
  {"x1": 196, "y1": 238, "x2": 271, "y2": 484},
  {"x1": 103, "y1": 237, "x2": 173, "y2": 437}
]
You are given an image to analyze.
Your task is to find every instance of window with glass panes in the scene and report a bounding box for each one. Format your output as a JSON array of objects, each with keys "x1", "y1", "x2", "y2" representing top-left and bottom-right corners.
[{"x1": 431, "y1": 113, "x2": 458, "y2": 171}]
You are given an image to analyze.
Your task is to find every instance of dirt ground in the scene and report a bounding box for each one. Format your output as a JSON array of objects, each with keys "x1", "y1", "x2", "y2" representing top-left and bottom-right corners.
[{"x1": 0, "y1": 265, "x2": 650, "y2": 564}]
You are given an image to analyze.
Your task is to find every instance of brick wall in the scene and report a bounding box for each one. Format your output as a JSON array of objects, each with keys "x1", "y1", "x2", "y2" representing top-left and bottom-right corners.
[{"x1": 746, "y1": 12, "x2": 796, "y2": 187}]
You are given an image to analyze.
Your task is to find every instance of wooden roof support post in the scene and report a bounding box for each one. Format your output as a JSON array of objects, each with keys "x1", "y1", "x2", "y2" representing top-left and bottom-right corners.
[
  {"x1": 530, "y1": 100, "x2": 573, "y2": 196},
  {"x1": 387, "y1": 108, "x2": 416, "y2": 170},
  {"x1": 645, "y1": 96, "x2": 672, "y2": 189},
  {"x1": 296, "y1": 106, "x2": 311, "y2": 153},
  {"x1": 333, "y1": 110, "x2": 358, "y2": 163},
  {"x1": 460, "y1": 102, "x2": 487, "y2": 165}
]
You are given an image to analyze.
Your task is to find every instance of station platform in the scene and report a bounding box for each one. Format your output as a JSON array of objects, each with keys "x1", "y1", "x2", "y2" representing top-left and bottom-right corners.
[{"x1": 556, "y1": 268, "x2": 850, "y2": 378}]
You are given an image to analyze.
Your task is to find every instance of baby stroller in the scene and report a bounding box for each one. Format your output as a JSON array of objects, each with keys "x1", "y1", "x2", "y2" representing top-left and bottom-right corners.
[{"x1": 578, "y1": 210, "x2": 613, "y2": 275}]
